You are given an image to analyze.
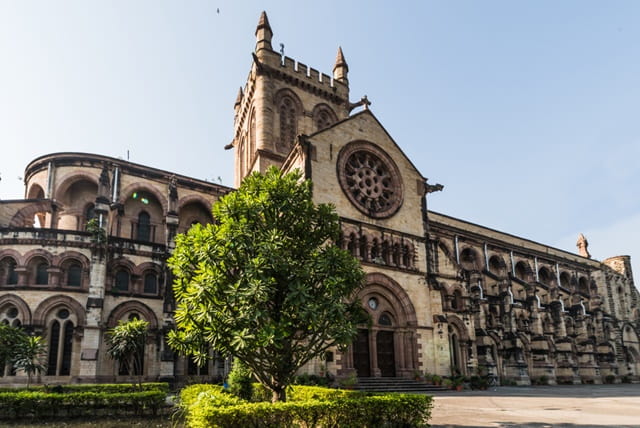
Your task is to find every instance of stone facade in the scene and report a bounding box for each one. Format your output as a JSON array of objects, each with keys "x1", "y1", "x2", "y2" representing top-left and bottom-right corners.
[{"x1": 1, "y1": 12, "x2": 639, "y2": 386}]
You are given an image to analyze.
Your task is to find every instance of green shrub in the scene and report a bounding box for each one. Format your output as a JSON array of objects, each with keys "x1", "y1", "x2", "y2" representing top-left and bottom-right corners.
[
  {"x1": 0, "y1": 382, "x2": 169, "y2": 394},
  {"x1": 0, "y1": 389, "x2": 166, "y2": 419},
  {"x1": 227, "y1": 359, "x2": 253, "y2": 401},
  {"x1": 293, "y1": 373, "x2": 331, "y2": 387},
  {"x1": 179, "y1": 384, "x2": 226, "y2": 409},
  {"x1": 250, "y1": 382, "x2": 359, "y2": 403},
  {"x1": 181, "y1": 384, "x2": 432, "y2": 428}
]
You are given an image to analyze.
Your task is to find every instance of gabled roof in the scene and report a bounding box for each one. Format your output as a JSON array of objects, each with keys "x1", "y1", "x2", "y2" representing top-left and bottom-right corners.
[{"x1": 306, "y1": 108, "x2": 428, "y2": 181}]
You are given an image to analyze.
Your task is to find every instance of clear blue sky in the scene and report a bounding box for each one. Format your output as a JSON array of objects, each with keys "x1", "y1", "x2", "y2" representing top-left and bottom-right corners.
[{"x1": 1, "y1": 1, "x2": 639, "y2": 284}]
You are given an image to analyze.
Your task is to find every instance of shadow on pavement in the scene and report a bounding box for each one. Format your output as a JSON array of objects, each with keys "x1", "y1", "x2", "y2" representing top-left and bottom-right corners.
[
  {"x1": 430, "y1": 384, "x2": 640, "y2": 398},
  {"x1": 432, "y1": 423, "x2": 640, "y2": 428}
]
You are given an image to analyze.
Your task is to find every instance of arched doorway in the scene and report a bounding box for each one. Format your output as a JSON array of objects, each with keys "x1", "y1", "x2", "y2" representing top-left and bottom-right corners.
[{"x1": 350, "y1": 273, "x2": 418, "y2": 378}]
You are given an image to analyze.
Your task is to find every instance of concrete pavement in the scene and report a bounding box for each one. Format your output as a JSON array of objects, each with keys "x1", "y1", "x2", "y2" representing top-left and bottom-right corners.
[{"x1": 428, "y1": 384, "x2": 640, "y2": 428}]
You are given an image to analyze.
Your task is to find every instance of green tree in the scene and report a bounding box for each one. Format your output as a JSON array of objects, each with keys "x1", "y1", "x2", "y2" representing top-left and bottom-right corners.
[
  {"x1": 12, "y1": 335, "x2": 47, "y2": 388},
  {"x1": 227, "y1": 358, "x2": 254, "y2": 401},
  {"x1": 168, "y1": 167, "x2": 366, "y2": 402},
  {"x1": 0, "y1": 323, "x2": 26, "y2": 370},
  {"x1": 106, "y1": 318, "x2": 149, "y2": 389}
]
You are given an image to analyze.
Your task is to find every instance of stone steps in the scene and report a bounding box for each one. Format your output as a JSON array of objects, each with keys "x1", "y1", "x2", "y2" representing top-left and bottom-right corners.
[{"x1": 354, "y1": 377, "x2": 449, "y2": 393}]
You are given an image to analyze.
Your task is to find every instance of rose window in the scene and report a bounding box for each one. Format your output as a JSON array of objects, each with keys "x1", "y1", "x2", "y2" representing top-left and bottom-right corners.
[{"x1": 337, "y1": 142, "x2": 403, "y2": 218}]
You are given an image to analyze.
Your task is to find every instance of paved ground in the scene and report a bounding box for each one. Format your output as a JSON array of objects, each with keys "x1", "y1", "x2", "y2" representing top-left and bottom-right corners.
[{"x1": 429, "y1": 384, "x2": 640, "y2": 428}]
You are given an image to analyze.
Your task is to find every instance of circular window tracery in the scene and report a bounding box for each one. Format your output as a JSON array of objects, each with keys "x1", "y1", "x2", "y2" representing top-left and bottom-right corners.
[{"x1": 337, "y1": 142, "x2": 403, "y2": 218}]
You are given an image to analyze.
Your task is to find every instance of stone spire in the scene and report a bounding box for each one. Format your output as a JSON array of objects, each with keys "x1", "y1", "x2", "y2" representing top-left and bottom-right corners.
[
  {"x1": 234, "y1": 86, "x2": 243, "y2": 110},
  {"x1": 255, "y1": 11, "x2": 273, "y2": 52},
  {"x1": 333, "y1": 46, "x2": 349, "y2": 84},
  {"x1": 576, "y1": 233, "x2": 591, "y2": 258}
]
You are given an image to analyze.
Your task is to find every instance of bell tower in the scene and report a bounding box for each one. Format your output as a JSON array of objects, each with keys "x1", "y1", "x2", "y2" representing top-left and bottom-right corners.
[{"x1": 229, "y1": 11, "x2": 351, "y2": 187}]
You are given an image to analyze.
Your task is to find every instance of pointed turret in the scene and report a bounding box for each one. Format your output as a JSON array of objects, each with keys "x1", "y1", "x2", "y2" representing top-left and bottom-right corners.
[
  {"x1": 333, "y1": 46, "x2": 349, "y2": 84},
  {"x1": 234, "y1": 86, "x2": 243, "y2": 111},
  {"x1": 576, "y1": 233, "x2": 591, "y2": 258},
  {"x1": 255, "y1": 11, "x2": 273, "y2": 53}
]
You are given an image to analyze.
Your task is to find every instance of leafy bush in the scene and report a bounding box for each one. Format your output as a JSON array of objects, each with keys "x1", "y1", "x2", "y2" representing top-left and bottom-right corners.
[
  {"x1": 179, "y1": 384, "x2": 226, "y2": 409},
  {"x1": 0, "y1": 390, "x2": 166, "y2": 419},
  {"x1": 227, "y1": 358, "x2": 254, "y2": 400},
  {"x1": 0, "y1": 382, "x2": 169, "y2": 394},
  {"x1": 293, "y1": 373, "x2": 332, "y2": 387},
  {"x1": 181, "y1": 384, "x2": 432, "y2": 428}
]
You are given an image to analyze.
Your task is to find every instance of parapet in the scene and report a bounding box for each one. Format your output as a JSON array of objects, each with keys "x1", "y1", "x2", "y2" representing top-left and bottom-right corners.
[
  {"x1": 603, "y1": 255, "x2": 633, "y2": 279},
  {"x1": 255, "y1": 48, "x2": 349, "y2": 99}
]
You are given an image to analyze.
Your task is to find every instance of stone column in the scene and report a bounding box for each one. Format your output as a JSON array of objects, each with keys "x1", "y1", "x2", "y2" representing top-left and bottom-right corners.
[{"x1": 370, "y1": 328, "x2": 380, "y2": 377}]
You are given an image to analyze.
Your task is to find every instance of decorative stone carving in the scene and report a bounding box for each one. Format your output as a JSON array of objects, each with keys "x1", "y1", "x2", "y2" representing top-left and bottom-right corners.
[
  {"x1": 337, "y1": 141, "x2": 403, "y2": 219},
  {"x1": 576, "y1": 233, "x2": 591, "y2": 259}
]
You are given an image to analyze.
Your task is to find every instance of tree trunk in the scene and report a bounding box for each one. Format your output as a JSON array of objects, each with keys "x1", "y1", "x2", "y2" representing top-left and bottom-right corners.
[{"x1": 271, "y1": 387, "x2": 287, "y2": 403}]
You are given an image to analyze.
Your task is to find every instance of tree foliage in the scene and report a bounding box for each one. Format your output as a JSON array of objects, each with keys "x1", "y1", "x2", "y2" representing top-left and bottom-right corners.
[
  {"x1": 168, "y1": 167, "x2": 366, "y2": 402},
  {"x1": 106, "y1": 319, "x2": 149, "y2": 389},
  {"x1": 12, "y1": 335, "x2": 47, "y2": 388},
  {"x1": 0, "y1": 323, "x2": 25, "y2": 368},
  {"x1": 0, "y1": 324, "x2": 47, "y2": 388}
]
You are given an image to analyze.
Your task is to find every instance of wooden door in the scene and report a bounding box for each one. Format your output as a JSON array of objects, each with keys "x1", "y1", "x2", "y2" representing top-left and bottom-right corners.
[
  {"x1": 353, "y1": 329, "x2": 370, "y2": 377},
  {"x1": 377, "y1": 330, "x2": 395, "y2": 377}
]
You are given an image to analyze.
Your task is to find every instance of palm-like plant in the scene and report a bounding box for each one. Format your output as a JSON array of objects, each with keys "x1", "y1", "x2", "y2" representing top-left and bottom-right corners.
[
  {"x1": 106, "y1": 319, "x2": 149, "y2": 390},
  {"x1": 12, "y1": 335, "x2": 47, "y2": 388}
]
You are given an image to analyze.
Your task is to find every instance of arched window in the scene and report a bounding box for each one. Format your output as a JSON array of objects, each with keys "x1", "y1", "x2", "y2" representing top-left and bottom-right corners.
[
  {"x1": 347, "y1": 233, "x2": 357, "y2": 257},
  {"x1": 514, "y1": 262, "x2": 528, "y2": 281},
  {"x1": 278, "y1": 96, "x2": 298, "y2": 152},
  {"x1": 35, "y1": 262, "x2": 49, "y2": 285},
  {"x1": 114, "y1": 270, "x2": 130, "y2": 292},
  {"x1": 392, "y1": 243, "x2": 400, "y2": 266},
  {"x1": 451, "y1": 290, "x2": 463, "y2": 310},
  {"x1": 85, "y1": 204, "x2": 95, "y2": 224},
  {"x1": 1, "y1": 258, "x2": 18, "y2": 285},
  {"x1": 118, "y1": 313, "x2": 144, "y2": 376},
  {"x1": 578, "y1": 277, "x2": 589, "y2": 295},
  {"x1": 47, "y1": 308, "x2": 74, "y2": 376},
  {"x1": 402, "y1": 245, "x2": 412, "y2": 268},
  {"x1": 489, "y1": 256, "x2": 504, "y2": 276},
  {"x1": 459, "y1": 248, "x2": 478, "y2": 271},
  {"x1": 1, "y1": 305, "x2": 22, "y2": 376},
  {"x1": 381, "y1": 241, "x2": 390, "y2": 264},
  {"x1": 538, "y1": 267, "x2": 551, "y2": 284},
  {"x1": 137, "y1": 211, "x2": 151, "y2": 241},
  {"x1": 67, "y1": 263, "x2": 82, "y2": 287},
  {"x1": 370, "y1": 239, "x2": 379, "y2": 260},
  {"x1": 379, "y1": 313, "x2": 393, "y2": 326},
  {"x1": 559, "y1": 272, "x2": 571, "y2": 289},
  {"x1": 314, "y1": 109, "x2": 334, "y2": 131},
  {"x1": 249, "y1": 108, "x2": 256, "y2": 170},
  {"x1": 359, "y1": 236, "x2": 368, "y2": 262},
  {"x1": 143, "y1": 272, "x2": 158, "y2": 294},
  {"x1": 448, "y1": 325, "x2": 462, "y2": 374}
]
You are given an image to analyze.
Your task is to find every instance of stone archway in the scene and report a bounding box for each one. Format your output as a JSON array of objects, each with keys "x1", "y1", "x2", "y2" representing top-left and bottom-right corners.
[{"x1": 348, "y1": 273, "x2": 418, "y2": 378}]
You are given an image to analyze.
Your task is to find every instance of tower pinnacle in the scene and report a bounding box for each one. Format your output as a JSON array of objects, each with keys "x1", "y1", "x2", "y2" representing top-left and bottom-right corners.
[
  {"x1": 255, "y1": 11, "x2": 273, "y2": 52},
  {"x1": 333, "y1": 46, "x2": 349, "y2": 84},
  {"x1": 576, "y1": 233, "x2": 591, "y2": 258}
]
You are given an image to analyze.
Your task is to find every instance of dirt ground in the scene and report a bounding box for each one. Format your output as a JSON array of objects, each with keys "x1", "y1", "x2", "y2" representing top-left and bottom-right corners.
[{"x1": 429, "y1": 384, "x2": 640, "y2": 428}]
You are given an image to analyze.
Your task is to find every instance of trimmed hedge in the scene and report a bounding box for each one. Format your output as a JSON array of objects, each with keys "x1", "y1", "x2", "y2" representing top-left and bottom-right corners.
[
  {"x1": 0, "y1": 390, "x2": 166, "y2": 419},
  {"x1": 0, "y1": 382, "x2": 169, "y2": 394},
  {"x1": 251, "y1": 383, "x2": 359, "y2": 403},
  {"x1": 179, "y1": 384, "x2": 433, "y2": 428}
]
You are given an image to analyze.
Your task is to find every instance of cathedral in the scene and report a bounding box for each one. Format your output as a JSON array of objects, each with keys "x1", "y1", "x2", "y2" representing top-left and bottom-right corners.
[{"x1": 1, "y1": 12, "x2": 639, "y2": 386}]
